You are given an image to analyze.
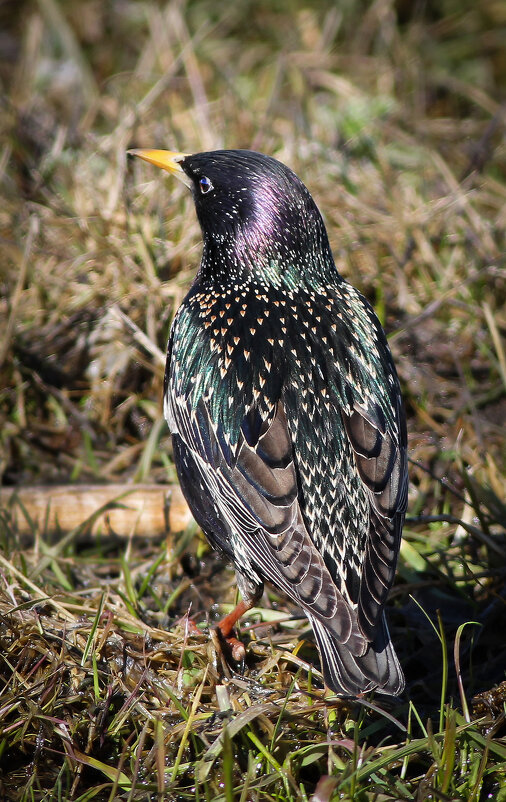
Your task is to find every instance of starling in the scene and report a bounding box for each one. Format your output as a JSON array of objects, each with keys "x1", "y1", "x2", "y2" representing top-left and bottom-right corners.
[{"x1": 129, "y1": 148, "x2": 407, "y2": 696}]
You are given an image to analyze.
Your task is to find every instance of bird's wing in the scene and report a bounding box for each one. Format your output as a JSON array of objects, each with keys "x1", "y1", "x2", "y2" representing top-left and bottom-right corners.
[
  {"x1": 280, "y1": 288, "x2": 408, "y2": 643},
  {"x1": 168, "y1": 387, "x2": 367, "y2": 654},
  {"x1": 342, "y1": 391, "x2": 407, "y2": 640},
  {"x1": 340, "y1": 297, "x2": 407, "y2": 640}
]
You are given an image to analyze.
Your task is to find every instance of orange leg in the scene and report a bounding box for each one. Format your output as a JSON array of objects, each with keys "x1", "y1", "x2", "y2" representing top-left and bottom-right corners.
[
  {"x1": 215, "y1": 598, "x2": 255, "y2": 663},
  {"x1": 173, "y1": 607, "x2": 202, "y2": 635}
]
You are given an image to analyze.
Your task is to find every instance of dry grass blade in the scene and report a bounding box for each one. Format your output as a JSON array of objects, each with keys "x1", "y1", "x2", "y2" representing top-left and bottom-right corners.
[{"x1": 0, "y1": 216, "x2": 38, "y2": 368}]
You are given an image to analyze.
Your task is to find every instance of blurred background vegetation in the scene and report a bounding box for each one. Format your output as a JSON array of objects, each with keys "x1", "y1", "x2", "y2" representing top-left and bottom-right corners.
[{"x1": 0, "y1": 1, "x2": 505, "y2": 800}]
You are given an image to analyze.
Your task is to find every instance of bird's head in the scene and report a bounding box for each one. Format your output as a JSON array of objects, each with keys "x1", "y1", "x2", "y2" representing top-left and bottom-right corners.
[{"x1": 128, "y1": 148, "x2": 335, "y2": 286}]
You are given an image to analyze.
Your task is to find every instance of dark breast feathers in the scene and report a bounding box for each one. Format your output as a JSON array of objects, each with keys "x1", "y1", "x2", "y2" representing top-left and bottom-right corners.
[{"x1": 165, "y1": 275, "x2": 407, "y2": 696}]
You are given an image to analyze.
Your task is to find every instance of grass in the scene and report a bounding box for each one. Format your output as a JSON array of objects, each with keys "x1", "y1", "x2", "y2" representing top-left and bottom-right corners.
[{"x1": 1, "y1": 0, "x2": 506, "y2": 799}]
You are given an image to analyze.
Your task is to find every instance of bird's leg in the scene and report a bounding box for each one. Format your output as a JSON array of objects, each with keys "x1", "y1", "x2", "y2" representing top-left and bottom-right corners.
[
  {"x1": 215, "y1": 573, "x2": 263, "y2": 663},
  {"x1": 216, "y1": 599, "x2": 254, "y2": 662}
]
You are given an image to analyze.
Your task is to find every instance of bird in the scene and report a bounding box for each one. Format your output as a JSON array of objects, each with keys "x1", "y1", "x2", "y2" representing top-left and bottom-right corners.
[{"x1": 129, "y1": 147, "x2": 407, "y2": 697}]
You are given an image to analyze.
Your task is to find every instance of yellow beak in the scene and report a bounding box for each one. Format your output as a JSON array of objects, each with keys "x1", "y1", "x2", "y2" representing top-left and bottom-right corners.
[{"x1": 128, "y1": 149, "x2": 192, "y2": 187}]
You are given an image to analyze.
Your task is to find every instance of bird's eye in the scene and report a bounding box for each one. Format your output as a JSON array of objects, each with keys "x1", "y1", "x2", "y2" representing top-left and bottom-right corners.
[{"x1": 199, "y1": 176, "x2": 213, "y2": 194}]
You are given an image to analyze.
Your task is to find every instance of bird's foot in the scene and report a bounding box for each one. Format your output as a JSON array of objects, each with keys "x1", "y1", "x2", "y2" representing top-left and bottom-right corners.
[
  {"x1": 218, "y1": 632, "x2": 246, "y2": 664},
  {"x1": 215, "y1": 599, "x2": 253, "y2": 667},
  {"x1": 175, "y1": 615, "x2": 201, "y2": 635}
]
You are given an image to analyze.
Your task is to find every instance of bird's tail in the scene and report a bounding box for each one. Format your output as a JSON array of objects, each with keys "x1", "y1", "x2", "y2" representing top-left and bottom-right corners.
[{"x1": 308, "y1": 613, "x2": 404, "y2": 697}]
